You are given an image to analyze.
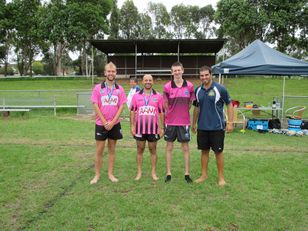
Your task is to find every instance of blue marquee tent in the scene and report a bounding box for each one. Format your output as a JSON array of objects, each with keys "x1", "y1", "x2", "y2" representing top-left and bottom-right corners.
[
  {"x1": 212, "y1": 39, "x2": 308, "y2": 75},
  {"x1": 212, "y1": 39, "x2": 308, "y2": 120}
]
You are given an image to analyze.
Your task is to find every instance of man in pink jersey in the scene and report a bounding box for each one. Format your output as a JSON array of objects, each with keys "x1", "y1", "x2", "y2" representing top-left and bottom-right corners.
[
  {"x1": 163, "y1": 61, "x2": 195, "y2": 183},
  {"x1": 130, "y1": 74, "x2": 165, "y2": 181},
  {"x1": 90, "y1": 62, "x2": 127, "y2": 184}
]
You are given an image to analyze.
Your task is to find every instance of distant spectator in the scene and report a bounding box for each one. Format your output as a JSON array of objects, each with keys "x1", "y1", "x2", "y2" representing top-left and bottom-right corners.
[{"x1": 127, "y1": 77, "x2": 141, "y2": 108}]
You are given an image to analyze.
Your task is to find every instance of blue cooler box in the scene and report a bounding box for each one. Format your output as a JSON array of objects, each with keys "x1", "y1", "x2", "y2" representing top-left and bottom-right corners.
[
  {"x1": 247, "y1": 119, "x2": 269, "y2": 131},
  {"x1": 288, "y1": 119, "x2": 302, "y2": 131}
]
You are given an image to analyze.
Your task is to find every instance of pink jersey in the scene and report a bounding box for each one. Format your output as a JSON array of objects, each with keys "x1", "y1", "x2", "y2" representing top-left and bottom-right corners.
[
  {"x1": 130, "y1": 89, "x2": 164, "y2": 135},
  {"x1": 91, "y1": 81, "x2": 127, "y2": 125},
  {"x1": 163, "y1": 79, "x2": 195, "y2": 126}
]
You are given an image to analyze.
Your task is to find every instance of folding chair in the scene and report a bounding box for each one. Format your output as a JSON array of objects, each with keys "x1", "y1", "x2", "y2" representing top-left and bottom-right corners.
[
  {"x1": 225, "y1": 108, "x2": 247, "y2": 130},
  {"x1": 285, "y1": 106, "x2": 306, "y2": 119}
]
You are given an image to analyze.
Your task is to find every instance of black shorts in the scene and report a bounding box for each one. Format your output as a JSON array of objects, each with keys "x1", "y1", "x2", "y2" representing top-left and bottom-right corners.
[
  {"x1": 197, "y1": 130, "x2": 225, "y2": 153},
  {"x1": 134, "y1": 134, "x2": 160, "y2": 142},
  {"x1": 164, "y1": 125, "x2": 191, "y2": 143},
  {"x1": 95, "y1": 123, "x2": 123, "y2": 141}
]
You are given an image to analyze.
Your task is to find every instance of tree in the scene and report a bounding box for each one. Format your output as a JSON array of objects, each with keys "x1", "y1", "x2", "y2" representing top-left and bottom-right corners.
[
  {"x1": 109, "y1": 0, "x2": 120, "y2": 39},
  {"x1": 147, "y1": 2, "x2": 171, "y2": 39},
  {"x1": 66, "y1": 0, "x2": 112, "y2": 75},
  {"x1": 196, "y1": 5, "x2": 215, "y2": 39},
  {"x1": 119, "y1": 0, "x2": 139, "y2": 39},
  {"x1": 170, "y1": 4, "x2": 199, "y2": 39},
  {"x1": 136, "y1": 13, "x2": 153, "y2": 39},
  {"x1": 260, "y1": 0, "x2": 307, "y2": 56},
  {"x1": 0, "y1": 1, "x2": 15, "y2": 77},
  {"x1": 38, "y1": 0, "x2": 69, "y2": 76},
  {"x1": 0, "y1": 0, "x2": 5, "y2": 60},
  {"x1": 215, "y1": 0, "x2": 307, "y2": 59},
  {"x1": 215, "y1": 0, "x2": 267, "y2": 54},
  {"x1": 11, "y1": 0, "x2": 42, "y2": 76}
]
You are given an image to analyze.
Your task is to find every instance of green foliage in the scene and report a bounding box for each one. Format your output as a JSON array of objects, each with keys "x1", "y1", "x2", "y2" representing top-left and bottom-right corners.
[
  {"x1": 215, "y1": 0, "x2": 266, "y2": 54},
  {"x1": 119, "y1": 0, "x2": 140, "y2": 39},
  {"x1": 32, "y1": 61, "x2": 44, "y2": 75},
  {"x1": 11, "y1": 0, "x2": 42, "y2": 76},
  {"x1": 215, "y1": 0, "x2": 307, "y2": 58},
  {"x1": 147, "y1": 2, "x2": 171, "y2": 39},
  {"x1": 109, "y1": 0, "x2": 120, "y2": 39},
  {"x1": 66, "y1": 0, "x2": 112, "y2": 75},
  {"x1": 137, "y1": 13, "x2": 153, "y2": 39},
  {"x1": 0, "y1": 66, "x2": 15, "y2": 75}
]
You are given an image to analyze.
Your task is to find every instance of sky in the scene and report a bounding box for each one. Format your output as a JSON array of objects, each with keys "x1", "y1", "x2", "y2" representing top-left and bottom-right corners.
[{"x1": 117, "y1": 0, "x2": 219, "y2": 12}]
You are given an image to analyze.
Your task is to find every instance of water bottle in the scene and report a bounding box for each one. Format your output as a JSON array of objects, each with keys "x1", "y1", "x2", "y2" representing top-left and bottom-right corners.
[{"x1": 272, "y1": 100, "x2": 276, "y2": 109}]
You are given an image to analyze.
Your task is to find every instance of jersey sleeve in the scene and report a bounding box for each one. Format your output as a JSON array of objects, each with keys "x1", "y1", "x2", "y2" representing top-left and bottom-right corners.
[
  {"x1": 189, "y1": 82, "x2": 196, "y2": 102},
  {"x1": 118, "y1": 87, "x2": 127, "y2": 106},
  {"x1": 130, "y1": 94, "x2": 137, "y2": 111},
  {"x1": 158, "y1": 94, "x2": 164, "y2": 114},
  {"x1": 91, "y1": 85, "x2": 100, "y2": 104},
  {"x1": 193, "y1": 87, "x2": 200, "y2": 107},
  {"x1": 220, "y1": 87, "x2": 232, "y2": 105}
]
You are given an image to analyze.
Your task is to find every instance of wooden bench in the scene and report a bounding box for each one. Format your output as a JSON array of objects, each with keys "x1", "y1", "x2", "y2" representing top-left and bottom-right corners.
[
  {"x1": 0, "y1": 108, "x2": 31, "y2": 112},
  {"x1": 1, "y1": 105, "x2": 85, "y2": 116},
  {"x1": 1, "y1": 108, "x2": 31, "y2": 117}
]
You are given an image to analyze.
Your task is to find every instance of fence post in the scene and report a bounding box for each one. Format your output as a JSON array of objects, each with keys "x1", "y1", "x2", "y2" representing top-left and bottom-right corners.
[{"x1": 54, "y1": 96, "x2": 56, "y2": 116}]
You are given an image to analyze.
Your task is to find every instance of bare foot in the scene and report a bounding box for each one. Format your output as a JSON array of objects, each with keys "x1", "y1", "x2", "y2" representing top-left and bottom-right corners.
[
  {"x1": 90, "y1": 175, "x2": 100, "y2": 184},
  {"x1": 135, "y1": 172, "x2": 142, "y2": 181},
  {"x1": 194, "y1": 176, "x2": 208, "y2": 183},
  {"x1": 108, "y1": 175, "x2": 119, "y2": 183},
  {"x1": 218, "y1": 179, "x2": 226, "y2": 186},
  {"x1": 152, "y1": 174, "x2": 159, "y2": 181}
]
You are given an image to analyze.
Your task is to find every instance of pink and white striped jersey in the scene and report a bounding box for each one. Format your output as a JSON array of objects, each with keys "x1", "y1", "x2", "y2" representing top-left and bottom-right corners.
[
  {"x1": 130, "y1": 89, "x2": 164, "y2": 135},
  {"x1": 163, "y1": 79, "x2": 195, "y2": 126},
  {"x1": 91, "y1": 81, "x2": 127, "y2": 126}
]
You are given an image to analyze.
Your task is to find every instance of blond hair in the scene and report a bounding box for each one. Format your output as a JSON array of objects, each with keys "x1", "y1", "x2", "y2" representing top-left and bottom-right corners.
[{"x1": 105, "y1": 62, "x2": 117, "y2": 71}]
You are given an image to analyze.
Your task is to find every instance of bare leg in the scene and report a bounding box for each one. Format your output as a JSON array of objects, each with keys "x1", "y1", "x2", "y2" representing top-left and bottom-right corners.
[
  {"x1": 195, "y1": 150, "x2": 209, "y2": 183},
  {"x1": 135, "y1": 140, "x2": 146, "y2": 180},
  {"x1": 215, "y1": 152, "x2": 226, "y2": 186},
  {"x1": 90, "y1": 140, "x2": 105, "y2": 184},
  {"x1": 148, "y1": 141, "x2": 159, "y2": 181},
  {"x1": 181, "y1": 142, "x2": 190, "y2": 175},
  {"x1": 165, "y1": 141, "x2": 174, "y2": 176},
  {"x1": 107, "y1": 139, "x2": 118, "y2": 182}
]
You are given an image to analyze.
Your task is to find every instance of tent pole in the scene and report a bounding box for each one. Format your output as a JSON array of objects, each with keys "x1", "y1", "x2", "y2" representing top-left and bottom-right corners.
[
  {"x1": 219, "y1": 73, "x2": 221, "y2": 84},
  {"x1": 281, "y1": 76, "x2": 286, "y2": 123}
]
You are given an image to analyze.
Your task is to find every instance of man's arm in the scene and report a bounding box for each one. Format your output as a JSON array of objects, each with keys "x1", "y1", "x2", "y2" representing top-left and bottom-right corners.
[
  {"x1": 105, "y1": 104, "x2": 125, "y2": 131},
  {"x1": 226, "y1": 103, "x2": 234, "y2": 133},
  {"x1": 159, "y1": 112, "x2": 165, "y2": 137},
  {"x1": 93, "y1": 103, "x2": 108, "y2": 126},
  {"x1": 130, "y1": 110, "x2": 136, "y2": 136},
  {"x1": 192, "y1": 106, "x2": 200, "y2": 134}
]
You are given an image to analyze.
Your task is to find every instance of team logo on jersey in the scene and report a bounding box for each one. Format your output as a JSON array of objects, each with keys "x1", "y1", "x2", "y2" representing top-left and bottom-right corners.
[
  {"x1": 208, "y1": 90, "x2": 215, "y2": 96},
  {"x1": 101, "y1": 95, "x2": 118, "y2": 105},
  {"x1": 153, "y1": 97, "x2": 157, "y2": 102},
  {"x1": 185, "y1": 90, "x2": 189, "y2": 96},
  {"x1": 139, "y1": 106, "x2": 156, "y2": 116}
]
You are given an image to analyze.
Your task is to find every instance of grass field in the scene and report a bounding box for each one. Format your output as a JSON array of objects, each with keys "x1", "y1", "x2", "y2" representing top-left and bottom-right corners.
[{"x1": 0, "y1": 77, "x2": 308, "y2": 230}]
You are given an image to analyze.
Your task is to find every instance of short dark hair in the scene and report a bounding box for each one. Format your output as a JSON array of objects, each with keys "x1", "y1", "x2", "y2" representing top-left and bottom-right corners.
[
  {"x1": 199, "y1": 65, "x2": 212, "y2": 75},
  {"x1": 129, "y1": 76, "x2": 138, "y2": 83},
  {"x1": 171, "y1": 61, "x2": 183, "y2": 69}
]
